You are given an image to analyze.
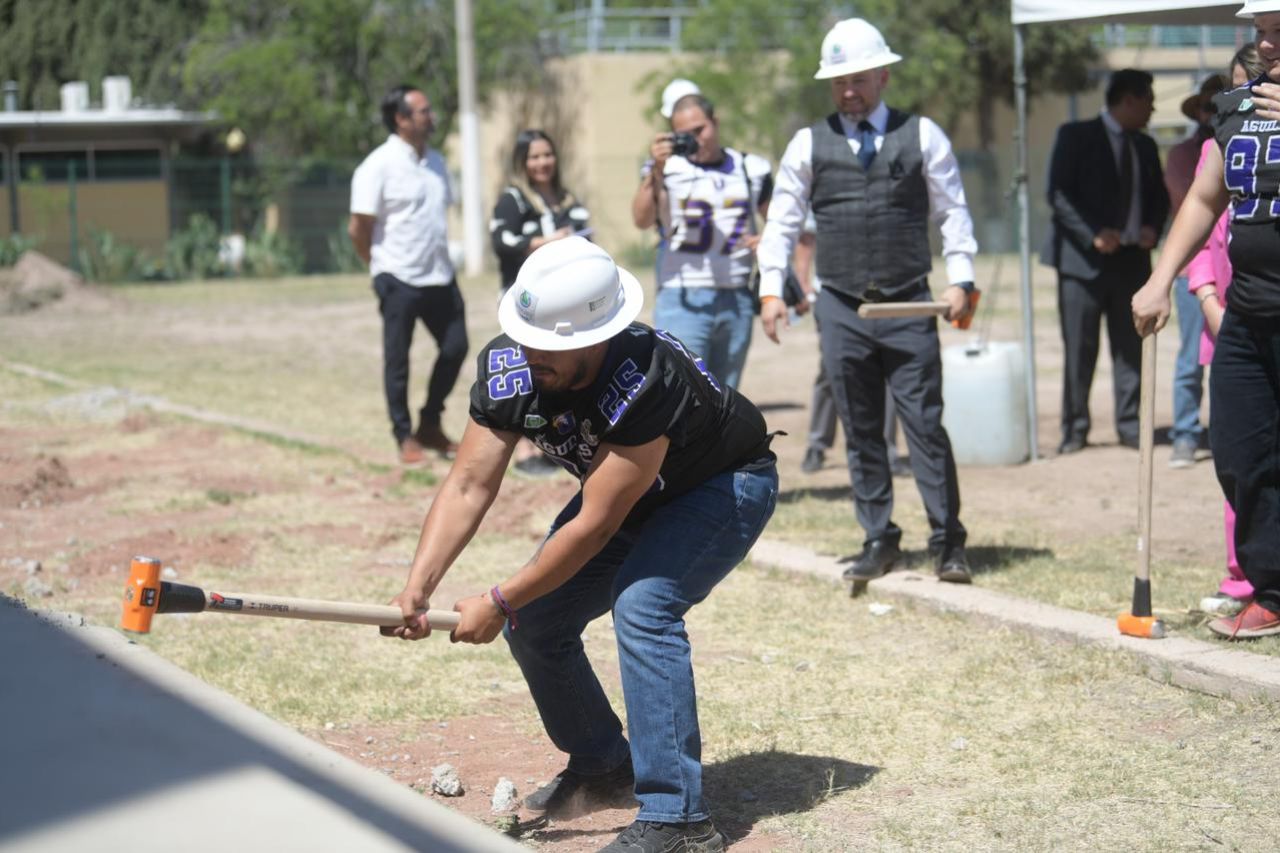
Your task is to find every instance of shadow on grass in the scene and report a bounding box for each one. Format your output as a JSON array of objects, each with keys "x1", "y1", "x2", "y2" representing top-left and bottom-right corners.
[
  {"x1": 704, "y1": 750, "x2": 880, "y2": 842},
  {"x1": 829, "y1": 545, "x2": 1053, "y2": 577}
]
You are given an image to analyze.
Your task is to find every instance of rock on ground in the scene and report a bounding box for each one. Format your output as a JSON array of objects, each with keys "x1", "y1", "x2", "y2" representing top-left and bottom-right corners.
[{"x1": 431, "y1": 762, "x2": 464, "y2": 797}]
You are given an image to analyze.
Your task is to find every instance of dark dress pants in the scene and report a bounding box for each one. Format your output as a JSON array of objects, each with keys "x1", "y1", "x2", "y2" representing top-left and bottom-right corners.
[
  {"x1": 373, "y1": 273, "x2": 469, "y2": 444},
  {"x1": 1209, "y1": 311, "x2": 1280, "y2": 610},
  {"x1": 817, "y1": 286, "x2": 964, "y2": 551},
  {"x1": 1056, "y1": 260, "x2": 1145, "y2": 446}
]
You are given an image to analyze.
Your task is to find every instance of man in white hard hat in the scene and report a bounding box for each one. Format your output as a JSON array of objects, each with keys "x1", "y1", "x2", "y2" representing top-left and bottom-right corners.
[
  {"x1": 382, "y1": 237, "x2": 778, "y2": 850},
  {"x1": 756, "y1": 18, "x2": 977, "y2": 587},
  {"x1": 1132, "y1": 1, "x2": 1280, "y2": 640}
]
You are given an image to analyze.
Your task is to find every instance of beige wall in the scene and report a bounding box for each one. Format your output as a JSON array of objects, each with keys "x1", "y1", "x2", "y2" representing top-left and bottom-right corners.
[
  {"x1": 17, "y1": 180, "x2": 168, "y2": 265},
  {"x1": 451, "y1": 45, "x2": 1241, "y2": 268}
]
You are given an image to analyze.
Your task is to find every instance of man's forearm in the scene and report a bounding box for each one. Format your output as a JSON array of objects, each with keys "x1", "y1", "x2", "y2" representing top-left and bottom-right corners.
[
  {"x1": 500, "y1": 513, "x2": 617, "y2": 610},
  {"x1": 632, "y1": 173, "x2": 664, "y2": 229},
  {"x1": 348, "y1": 221, "x2": 372, "y2": 265},
  {"x1": 404, "y1": 477, "x2": 499, "y2": 598}
]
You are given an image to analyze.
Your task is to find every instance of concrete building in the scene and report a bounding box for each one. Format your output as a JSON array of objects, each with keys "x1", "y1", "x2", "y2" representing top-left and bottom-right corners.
[{"x1": 0, "y1": 77, "x2": 214, "y2": 265}]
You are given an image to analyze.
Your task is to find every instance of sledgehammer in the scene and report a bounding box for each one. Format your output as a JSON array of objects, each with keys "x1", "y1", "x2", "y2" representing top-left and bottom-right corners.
[
  {"x1": 120, "y1": 556, "x2": 461, "y2": 635},
  {"x1": 1118, "y1": 334, "x2": 1165, "y2": 640}
]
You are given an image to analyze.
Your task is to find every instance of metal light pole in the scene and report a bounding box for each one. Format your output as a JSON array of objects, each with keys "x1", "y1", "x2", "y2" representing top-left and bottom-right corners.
[
  {"x1": 1013, "y1": 23, "x2": 1040, "y2": 461},
  {"x1": 455, "y1": 0, "x2": 485, "y2": 277}
]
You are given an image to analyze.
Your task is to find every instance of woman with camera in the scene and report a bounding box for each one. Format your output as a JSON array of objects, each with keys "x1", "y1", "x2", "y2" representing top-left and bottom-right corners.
[{"x1": 631, "y1": 93, "x2": 774, "y2": 389}]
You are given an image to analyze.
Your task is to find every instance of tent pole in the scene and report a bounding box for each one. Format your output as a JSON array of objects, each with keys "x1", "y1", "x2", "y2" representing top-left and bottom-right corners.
[{"x1": 1013, "y1": 23, "x2": 1040, "y2": 461}]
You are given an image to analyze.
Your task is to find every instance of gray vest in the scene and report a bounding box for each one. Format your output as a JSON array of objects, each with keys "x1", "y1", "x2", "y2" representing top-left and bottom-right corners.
[{"x1": 810, "y1": 110, "x2": 932, "y2": 300}]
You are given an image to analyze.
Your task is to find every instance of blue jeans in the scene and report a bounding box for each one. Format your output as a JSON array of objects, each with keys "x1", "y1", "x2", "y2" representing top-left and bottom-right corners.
[
  {"x1": 1171, "y1": 275, "x2": 1205, "y2": 445},
  {"x1": 504, "y1": 462, "x2": 779, "y2": 823},
  {"x1": 654, "y1": 287, "x2": 754, "y2": 389}
]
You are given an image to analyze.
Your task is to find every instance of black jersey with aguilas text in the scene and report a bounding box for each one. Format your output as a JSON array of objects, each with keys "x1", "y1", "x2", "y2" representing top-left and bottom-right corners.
[
  {"x1": 469, "y1": 322, "x2": 773, "y2": 526},
  {"x1": 1213, "y1": 76, "x2": 1280, "y2": 316}
]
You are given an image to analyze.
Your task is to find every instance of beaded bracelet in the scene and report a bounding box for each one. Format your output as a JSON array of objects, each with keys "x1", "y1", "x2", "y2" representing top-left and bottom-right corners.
[{"x1": 489, "y1": 585, "x2": 518, "y2": 631}]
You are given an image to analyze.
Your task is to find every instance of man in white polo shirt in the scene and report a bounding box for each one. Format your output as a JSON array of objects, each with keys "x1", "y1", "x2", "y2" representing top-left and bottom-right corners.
[{"x1": 349, "y1": 84, "x2": 468, "y2": 465}]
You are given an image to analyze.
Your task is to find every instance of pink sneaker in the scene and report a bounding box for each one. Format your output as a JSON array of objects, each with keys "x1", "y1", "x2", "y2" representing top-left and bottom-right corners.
[{"x1": 1208, "y1": 601, "x2": 1280, "y2": 640}]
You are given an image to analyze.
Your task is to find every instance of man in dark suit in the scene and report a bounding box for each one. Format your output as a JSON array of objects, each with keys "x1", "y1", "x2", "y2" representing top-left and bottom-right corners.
[{"x1": 1042, "y1": 68, "x2": 1170, "y2": 454}]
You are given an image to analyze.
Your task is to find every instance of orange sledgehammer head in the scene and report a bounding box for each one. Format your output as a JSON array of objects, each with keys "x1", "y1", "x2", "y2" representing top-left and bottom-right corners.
[{"x1": 121, "y1": 556, "x2": 162, "y2": 633}]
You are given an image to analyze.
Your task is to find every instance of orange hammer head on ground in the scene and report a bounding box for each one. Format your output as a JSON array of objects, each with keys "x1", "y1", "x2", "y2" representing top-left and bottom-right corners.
[
  {"x1": 120, "y1": 556, "x2": 163, "y2": 633},
  {"x1": 120, "y1": 556, "x2": 208, "y2": 633},
  {"x1": 1117, "y1": 613, "x2": 1166, "y2": 639}
]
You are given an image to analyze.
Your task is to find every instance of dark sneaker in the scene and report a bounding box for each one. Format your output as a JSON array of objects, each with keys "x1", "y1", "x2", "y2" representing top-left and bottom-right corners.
[
  {"x1": 415, "y1": 421, "x2": 458, "y2": 459},
  {"x1": 599, "y1": 819, "x2": 725, "y2": 853},
  {"x1": 1208, "y1": 600, "x2": 1280, "y2": 640},
  {"x1": 800, "y1": 447, "x2": 824, "y2": 474},
  {"x1": 1168, "y1": 438, "x2": 1197, "y2": 469},
  {"x1": 933, "y1": 545, "x2": 973, "y2": 584},
  {"x1": 841, "y1": 540, "x2": 901, "y2": 582},
  {"x1": 523, "y1": 759, "x2": 636, "y2": 820}
]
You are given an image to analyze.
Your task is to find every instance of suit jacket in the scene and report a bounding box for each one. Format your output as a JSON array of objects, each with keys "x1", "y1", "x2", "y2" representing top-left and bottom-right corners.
[{"x1": 1040, "y1": 116, "x2": 1170, "y2": 281}]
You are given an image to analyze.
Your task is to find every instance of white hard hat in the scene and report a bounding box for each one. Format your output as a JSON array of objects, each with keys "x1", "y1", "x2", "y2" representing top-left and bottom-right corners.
[
  {"x1": 660, "y1": 78, "x2": 701, "y2": 119},
  {"x1": 814, "y1": 19, "x2": 902, "y2": 80},
  {"x1": 1238, "y1": 0, "x2": 1280, "y2": 15},
  {"x1": 498, "y1": 237, "x2": 643, "y2": 352}
]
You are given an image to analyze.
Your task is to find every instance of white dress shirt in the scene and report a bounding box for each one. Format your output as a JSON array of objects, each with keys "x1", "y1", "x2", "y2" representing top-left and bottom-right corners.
[
  {"x1": 1099, "y1": 109, "x2": 1143, "y2": 245},
  {"x1": 756, "y1": 101, "x2": 977, "y2": 299},
  {"x1": 350, "y1": 134, "x2": 455, "y2": 286}
]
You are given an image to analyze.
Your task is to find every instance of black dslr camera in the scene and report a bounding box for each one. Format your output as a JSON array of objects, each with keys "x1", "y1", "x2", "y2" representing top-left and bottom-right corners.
[{"x1": 671, "y1": 132, "x2": 699, "y2": 158}]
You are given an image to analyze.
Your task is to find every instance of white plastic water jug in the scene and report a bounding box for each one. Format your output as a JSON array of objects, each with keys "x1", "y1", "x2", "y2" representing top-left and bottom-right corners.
[{"x1": 941, "y1": 340, "x2": 1029, "y2": 465}]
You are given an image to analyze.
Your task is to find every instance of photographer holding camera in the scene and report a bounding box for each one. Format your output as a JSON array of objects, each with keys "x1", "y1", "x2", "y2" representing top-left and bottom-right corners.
[{"x1": 631, "y1": 93, "x2": 774, "y2": 389}]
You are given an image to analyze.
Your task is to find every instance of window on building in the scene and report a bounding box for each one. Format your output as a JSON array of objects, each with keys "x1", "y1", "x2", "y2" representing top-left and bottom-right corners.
[
  {"x1": 19, "y1": 150, "x2": 90, "y2": 182},
  {"x1": 95, "y1": 149, "x2": 162, "y2": 180}
]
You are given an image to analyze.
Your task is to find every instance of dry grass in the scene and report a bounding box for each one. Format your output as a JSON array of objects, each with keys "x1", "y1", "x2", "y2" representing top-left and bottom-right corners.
[{"x1": 2, "y1": 266, "x2": 1277, "y2": 850}]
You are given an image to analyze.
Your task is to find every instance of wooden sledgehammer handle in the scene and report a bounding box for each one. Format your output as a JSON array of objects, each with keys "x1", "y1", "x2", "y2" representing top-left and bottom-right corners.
[
  {"x1": 856, "y1": 301, "x2": 950, "y2": 319},
  {"x1": 207, "y1": 591, "x2": 461, "y2": 630}
]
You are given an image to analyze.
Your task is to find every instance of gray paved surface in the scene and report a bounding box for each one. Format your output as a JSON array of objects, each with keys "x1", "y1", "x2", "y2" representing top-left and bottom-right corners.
[{"x1": 0, "y1": 596, "x2": 522, "y2": 852}]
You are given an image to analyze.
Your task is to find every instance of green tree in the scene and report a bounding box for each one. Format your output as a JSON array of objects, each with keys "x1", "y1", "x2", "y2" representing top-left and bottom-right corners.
[
  {"x1": 0, "y1": 0, "x2": 205, "y2": 110},
  {"x1": 181, "y1": 0, "x2": 558, "y2": 163},
  {"x1": 665, "y1": 0, "x2": 1096, "y2": 159}
]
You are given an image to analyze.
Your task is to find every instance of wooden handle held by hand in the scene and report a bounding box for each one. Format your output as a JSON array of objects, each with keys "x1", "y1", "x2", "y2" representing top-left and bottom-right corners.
[
  {"x1": 856, "y1": 301, "x2": 950, "y2": 319},
  {"x1": 209, "y1": 591, "x2": 462, "y2": 630}
]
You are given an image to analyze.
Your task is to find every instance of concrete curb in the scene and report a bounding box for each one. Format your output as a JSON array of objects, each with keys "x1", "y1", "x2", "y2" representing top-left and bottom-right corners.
[
  {"x1": 749, "y1": 538, "x2": 1280, "y2": 704},
  {"x1": 1, "y1": 597, "x2": 523, "y2": 852}
]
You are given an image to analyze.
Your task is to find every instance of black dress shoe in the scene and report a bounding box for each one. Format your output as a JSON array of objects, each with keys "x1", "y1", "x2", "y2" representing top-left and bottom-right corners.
[
  {"x1": 933, "y1": 545, "x2": 973, "y2": 584},
  {"x1": 842, "y1": 540, "x2": 902, "y2": 581},
  {"x1": 1118, "y1": 435, "x2": 1140, "y2": 450},
  {"x1": 801, "y1": 447, "x2": 824, "y2": 474},
  {"x1": 1057, "y1": 436, "x2": 1086, "y2": 455}
]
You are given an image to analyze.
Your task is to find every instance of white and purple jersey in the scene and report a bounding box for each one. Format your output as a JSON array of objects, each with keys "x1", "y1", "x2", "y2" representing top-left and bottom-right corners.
[{"x1": 647, "y1": 147, "x2": 773, "y2": 290}]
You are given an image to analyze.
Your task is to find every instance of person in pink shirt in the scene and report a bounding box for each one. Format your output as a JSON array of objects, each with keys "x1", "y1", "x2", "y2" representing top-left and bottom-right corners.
[{"x1": 1186, "y1": 43, "x2": 1267, "y2": 615}]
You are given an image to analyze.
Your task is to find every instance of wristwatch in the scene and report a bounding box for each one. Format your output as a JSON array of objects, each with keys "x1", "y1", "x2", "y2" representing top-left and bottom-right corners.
[
  {"x1": 953, "y1": 281, "x2": 976, "y2": 294},
  {"x1": 806, "y1": 292, "x2": 818, "y2": 304}
]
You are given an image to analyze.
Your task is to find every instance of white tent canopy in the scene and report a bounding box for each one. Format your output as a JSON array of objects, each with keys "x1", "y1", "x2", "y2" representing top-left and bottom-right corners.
[
  {"x1": 1009, "y1": 0, "x2": 1248, "y2": 460},
  {"x1": 1012, "y1": 0, "x2": 1241, "y2": 25}
]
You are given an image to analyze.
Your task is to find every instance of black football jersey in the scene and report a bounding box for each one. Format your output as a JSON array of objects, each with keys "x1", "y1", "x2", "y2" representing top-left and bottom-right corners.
[
  {"x1": 1213, "y1": 76, "x2": 1280, "y2": 316},
  {"x1": 469, "y1": 323, "x2": 773, "y2": 525}
]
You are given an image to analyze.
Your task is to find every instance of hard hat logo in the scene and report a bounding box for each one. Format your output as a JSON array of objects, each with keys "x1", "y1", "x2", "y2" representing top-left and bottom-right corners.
[
  {"x1": 814, "y1": 18, "x2": 903, "y2": 80},
  {"x1": 497, "y1": 237, "x2": 644, "y2": 352}
]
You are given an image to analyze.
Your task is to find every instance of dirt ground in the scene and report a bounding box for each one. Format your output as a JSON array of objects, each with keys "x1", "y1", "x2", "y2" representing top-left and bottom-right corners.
[{"x1": 0, "y1": 266, "x2": 1232, "y2": 849}]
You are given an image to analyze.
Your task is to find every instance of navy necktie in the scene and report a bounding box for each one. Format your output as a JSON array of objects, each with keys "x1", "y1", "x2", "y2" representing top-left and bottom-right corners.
[{"x1": 857, "y1": 120, "x2": 877, "y2": 170}]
